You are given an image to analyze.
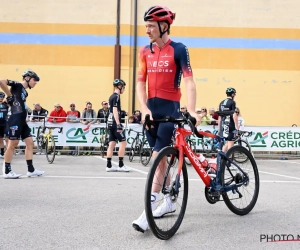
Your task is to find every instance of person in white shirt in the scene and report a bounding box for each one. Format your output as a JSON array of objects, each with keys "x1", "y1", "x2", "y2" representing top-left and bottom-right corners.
[{"x1": 235, "y1": 107, "x2": 245, "y2": 131}]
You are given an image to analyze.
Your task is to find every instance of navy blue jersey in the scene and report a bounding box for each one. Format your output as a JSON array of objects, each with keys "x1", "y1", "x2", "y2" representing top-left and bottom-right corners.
[{"x1": 7, "y1": 80, "x2": 28, "y2": 118}]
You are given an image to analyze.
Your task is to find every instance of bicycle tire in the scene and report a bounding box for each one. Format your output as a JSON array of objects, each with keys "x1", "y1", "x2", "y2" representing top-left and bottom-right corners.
[
  {"x1": 45, "y1": 136, "x2": 56, "y2": 164},
  {"x1": 145, "y1": 146, "x2": 188, "y2": 240},
  {"x1": 221, "y1": 145, "x2": 259, "y2": 216},
  {"x1": 128, "y1": 138, "x2": 136, "y2": 162},
  {"x1": 140, "y1": 140, "x2": 152, "y2": 166},
  {"x1": 100, "y1": 133, "x2": 108, "y2": 158},
  {"x1": 36, "y1": 126, "x2": 44, "y2": 150},
  {"x1": 233, "y1": 139, "x2": 252, "y2": 163}
]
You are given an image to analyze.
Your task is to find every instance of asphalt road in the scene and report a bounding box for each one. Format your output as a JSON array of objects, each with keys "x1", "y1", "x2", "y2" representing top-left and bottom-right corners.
[{"x1": 1, "y1": 154, "x2": 300, "y2": 250}]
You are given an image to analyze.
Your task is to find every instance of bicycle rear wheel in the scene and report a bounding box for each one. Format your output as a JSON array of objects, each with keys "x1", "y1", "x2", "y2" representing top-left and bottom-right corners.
[
  {"x1": 233, "y1": 139, "x2": 252, "y2": 163},
  {"x1": 145, "y1": 146, "x2": 188, "y2": 240},
  {"x1": 221, "y1": 145, "x2": 259, "y2": 215},
  {"x1": 45, "y1": 136, "x2": 56, "y2": 164},
  {"x1": 140, "y1": 140, "x2": 152, "y2": 166},
  {"x1": 100, "y1": 133, "x2": 108, "y2": 158},
  {"x1": 36, "y1": 126, "x2": 44, "y2": 151}
]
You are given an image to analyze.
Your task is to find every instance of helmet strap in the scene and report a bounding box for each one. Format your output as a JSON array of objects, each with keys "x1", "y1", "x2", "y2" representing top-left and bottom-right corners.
[
  {"x1": 25, "y1": 77, "x2": 32, "y2": 89},
  {"x1": 149, "y1": 22, "x2": 169, "y2": 54}
]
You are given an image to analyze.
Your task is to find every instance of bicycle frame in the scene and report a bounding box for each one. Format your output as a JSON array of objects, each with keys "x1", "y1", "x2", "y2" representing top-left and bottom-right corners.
[{"x1": 173, "y1": 125, "x2": 250, "y2": 194}]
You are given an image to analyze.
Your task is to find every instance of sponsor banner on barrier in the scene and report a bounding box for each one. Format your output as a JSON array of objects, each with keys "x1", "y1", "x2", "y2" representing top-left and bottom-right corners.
[{"x1": 17, "y1": 122, "x2": 300, "y2": 152}]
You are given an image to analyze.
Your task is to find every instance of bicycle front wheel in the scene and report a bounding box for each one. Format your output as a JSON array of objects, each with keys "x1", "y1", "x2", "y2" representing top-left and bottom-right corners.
[
  {"x1": 145, "y1": 146, "x2": 188, "y2": 240},
  {"x1": 221, "y1": 145, "x2": 259, "y2": 215},
  {"x1": 45, "y1": 136, "x2": 56, "y2": 164}
]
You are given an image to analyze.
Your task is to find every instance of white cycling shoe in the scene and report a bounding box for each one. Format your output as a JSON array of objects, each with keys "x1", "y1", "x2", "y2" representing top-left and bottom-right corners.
[
  {"x1": 153, "y1": 196, "x2": 176, "y2": 218},
  {"x1": 132, "y1": 211, "x2": 148, "y2": 233},
  {"x1": 27, "y1": 169, "x2": 45, "y2": 177}
]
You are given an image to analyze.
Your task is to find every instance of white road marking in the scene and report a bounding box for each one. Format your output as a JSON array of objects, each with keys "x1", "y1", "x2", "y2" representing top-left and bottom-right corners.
[
  {"x1": 94, "y1": 156, "x2": 148, "y2": 175},
  {"x1": 1, "y1": 174, "x2": 300, "y2": 183},
  {"x1": 259, "y1": 170, "x2": 300, "y2": 180}
]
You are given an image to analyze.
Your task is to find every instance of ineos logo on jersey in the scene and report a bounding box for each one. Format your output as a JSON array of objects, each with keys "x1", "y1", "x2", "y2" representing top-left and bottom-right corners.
[{"x1": 148, "y1": 60, "x2": 169, "y2": 67}]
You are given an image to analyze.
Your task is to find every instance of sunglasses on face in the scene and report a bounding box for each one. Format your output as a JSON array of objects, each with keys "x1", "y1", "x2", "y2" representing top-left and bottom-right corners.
[
  {"x1": 103, "y1": 103, "x2": 108, "y2": 105},
  {"x1": 70, "y1": 105, "x2": 75, "y2": 107},
  {"x1": 235, "y1": 111, "x2": 239, "y2": 113},
  {"x1": 180, "y1": 108, "x2": 186, "y2": 110}
]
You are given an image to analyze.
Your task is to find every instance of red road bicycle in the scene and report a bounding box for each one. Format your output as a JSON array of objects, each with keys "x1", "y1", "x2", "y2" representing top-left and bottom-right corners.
[{"x1": 144, "y1": 111, "x2": 260, "y2": 240}]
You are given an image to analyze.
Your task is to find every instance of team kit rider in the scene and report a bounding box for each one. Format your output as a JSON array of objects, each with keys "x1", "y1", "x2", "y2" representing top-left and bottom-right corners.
[
  {"x1": 106, "y1": 79, "x2": 130, "y2": 172},
  {"x1": 132, "y1": 6, "x2": 201, "y2": 232},
  {"x1": 218, "y1": 87, "x2": 239, "y2": 152},
  {"x1": 0, "y1": 71, "x2": 45, "y2": 179}
]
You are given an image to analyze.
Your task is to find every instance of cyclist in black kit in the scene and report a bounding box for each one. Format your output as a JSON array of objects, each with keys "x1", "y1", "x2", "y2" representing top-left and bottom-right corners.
[
  {"x1": 218, "y1": 87, "x2": 239, "y2": 152},
  {"x1": 106, "y1": 79, "x2": 130, "y2": 172},
  {"x1": 0, "y1": 92, "x2": 9, "y2": 158},
  {"x1": 0, "y1": 70, "x2": 45, "y2": 179}
]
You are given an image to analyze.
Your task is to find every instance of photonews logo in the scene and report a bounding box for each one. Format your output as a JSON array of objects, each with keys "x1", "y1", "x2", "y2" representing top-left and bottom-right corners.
[
  {"x1": 66, "y1": 127, "x2": 90, "y2": 143},
  {"x1": 250, "y1": 131, "x2": 268, "y2": 148}
]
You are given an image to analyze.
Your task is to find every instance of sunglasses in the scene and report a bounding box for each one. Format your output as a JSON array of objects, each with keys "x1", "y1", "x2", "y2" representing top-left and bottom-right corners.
[
  {"x1": 235, "y1": 111, "x2": 239, "y2": 113},
  {"x1": 180, "y1": 107, "x2": 186, "y2": 110},
  {"x1": 103, "y1": 103, "x2": 108, "y2": 105},
  {"x1": 70, "y1": 105, "x2": 75, "y2": 107}
]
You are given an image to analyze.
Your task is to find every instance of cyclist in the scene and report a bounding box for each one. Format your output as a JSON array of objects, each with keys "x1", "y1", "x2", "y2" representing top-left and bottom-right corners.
[
  {"x1": 218, "y1": 87, "x2": 239, "y2": 152},
  {"x1": 0, "y1": 92, "x2": 9, "y2": 158},
  {"x1": 0, "y1": 71, "x2": 45, "y2": 179},
  {"x1": 106, "y1": 79, "x2": 130, "y2": 172},
  {"x1": 132, "y1": 5, "x2": 200, "y2": 233}
]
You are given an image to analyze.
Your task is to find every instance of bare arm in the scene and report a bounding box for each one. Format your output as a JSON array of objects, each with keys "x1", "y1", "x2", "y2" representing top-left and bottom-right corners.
[
  {"x1": 233, "y1": 113, "x2": 239, "y2": 130},
  {"x1": 137, "y1": 81, "x2": 152, "y2": 120},
  {"x1": 184, "y1": 76, "x2": 201, "y2": 124},
  {"x1": 0, "y1": 79, "x2": 12, "y2": 97}
]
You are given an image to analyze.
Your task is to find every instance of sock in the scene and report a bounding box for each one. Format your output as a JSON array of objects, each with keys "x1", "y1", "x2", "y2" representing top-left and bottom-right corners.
[
  {"x1": 26, "y1": 160, "x2": 35, "y2": 172},
  {"x1": 119, "y1": 157, "x2": 124, "y2": 167},
  {"x1": 0, "y1": 147, "x2": 4, "y2": 156},
  {"x1": 5, "y1": 162, "x2": 11, "y2": 174},
  {"x1": 107, "y1": 158, "x2": 112, "y2": 168}
]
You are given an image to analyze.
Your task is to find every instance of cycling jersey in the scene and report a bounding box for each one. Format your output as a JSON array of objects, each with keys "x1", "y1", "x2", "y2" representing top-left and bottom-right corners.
[
  {"x1": 0, "y1": 102, "x2": 9, "y2": 126},
  {"x1": 219, "y1": 98, "x2": 236, "y2": 141},
  {"x1": 7, "y1": 80, "x2": 28, "y2": 117},
  {"x1": 138, "y1": 39, "x2": 193, "y2": 102},
  {"x1": 108, "y1": 92, "x2": 121, "y2": 126}
]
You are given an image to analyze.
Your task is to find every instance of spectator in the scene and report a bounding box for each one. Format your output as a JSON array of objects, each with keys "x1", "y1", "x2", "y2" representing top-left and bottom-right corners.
[
  {"x1": 199, "y1": 107, "x2": 210, "y2": 125},
  {"x1": 31, "y1": 103, "x2": 48, "y2": 122},
  {"x1": 97, "y1": 101, "x2": 109, "y2": 123},
  {"x1": 48, "y1": 103, "x2": 67, "y2": 155},
  {"x1": 133, "y1": 110, "x2": 142, "y2": 124},
  {"x1": 128, "y1": 116, "x2": 135, "y2": 123},
  {"x1": 66, "y1": 103, "x2": 81, "y2": 155},
  {"x1": 80, "y1": 102, "x2": 97, "y2": 155},
  {"x1": 180, "y1": 105, "x2": 190, "y2": 119},
  {"x1": 235, "y1": 107, "x2": 245, "y2": 130},
  {"x1": 209, "y1": 107, "x2": 219, "y2": 126},
  {"x1": 120, "y1": 110, "x2": 128, "y2": 123}
]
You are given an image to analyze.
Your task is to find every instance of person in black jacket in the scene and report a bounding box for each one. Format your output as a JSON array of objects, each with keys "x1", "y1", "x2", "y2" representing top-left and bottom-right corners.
[
  {"x1": 97, "y1": 101, "x2": 109, "y2": 123},
  {"x1": 31, "y1": 103, "x2": 48, "y2": 122}
]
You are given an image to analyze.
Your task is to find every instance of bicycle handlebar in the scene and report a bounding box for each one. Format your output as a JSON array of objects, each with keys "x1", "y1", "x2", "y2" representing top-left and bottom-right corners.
[
  {"x1": 236, "y1": 130, "x2": 252, "y2": 137},
  {"x1": 43, "y1": 126, "x2": 63, "y2": 133},
  {"x1": 144, "y1": 114, "x2": 203, "y2": 139}
]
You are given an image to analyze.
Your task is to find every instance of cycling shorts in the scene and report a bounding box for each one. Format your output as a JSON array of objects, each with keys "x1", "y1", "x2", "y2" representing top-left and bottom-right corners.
[
  {"x1": 146, "y1": 97, "x2": 180, "y2": 152},
  {"x1": 108, "y1": 126, "x2": 126, "y2": 143},
  {"x1": 7, "y1": 114, "x2": 32, "y2": 140}
]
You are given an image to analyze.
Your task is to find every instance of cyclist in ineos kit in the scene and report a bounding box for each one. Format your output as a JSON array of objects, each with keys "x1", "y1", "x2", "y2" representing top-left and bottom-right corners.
[
  {"x1": 218, "y1": 87, "x2": 239, "y2": 152},
  {"x1": 106, "y1": 79, "x2": 130, "y2": 172},
  {"x1": 0, "y1": 71, "x2": 45, "y2": 179},
  {"x1": 132, "y1": 6, "x2": 201, "y2": 233}
]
